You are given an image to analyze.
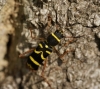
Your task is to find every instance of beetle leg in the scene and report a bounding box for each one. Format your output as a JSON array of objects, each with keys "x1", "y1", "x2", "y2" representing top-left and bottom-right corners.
[
  {"x1": 41, "y1": 58, "x2": 47, "y2": 76},
  {"x1": 64, "y1": 37, "x2": 75, "y2": 46},
  {"x1": 53, "y1": 47, "x2": 74, "y2": 62},
  {"x1": 41, "y1": 75, "x2": 52, "y2": 88},
  {"x1": 19, "y1": 48, "x2": 34, "y2": 58},
  {"x1": 53, "y1": 47, "x2": 60, "y2": 55},
  {"x1": 59, "y1": 49, "x2": 74, "y2": 62},
  {"x1": 41, "y1": 58, "x2": 52, "y2": 88},
  {"x1": 58, "y1": 37, "x2": 75, "y2": 61}
]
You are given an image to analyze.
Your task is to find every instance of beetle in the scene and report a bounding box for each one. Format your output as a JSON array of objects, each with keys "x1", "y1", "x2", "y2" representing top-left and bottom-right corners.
[
  {"x1": 19, "y1": 29, "x2": 75, "y2": 88},
  {"x1": 19, "y1": 14, "x2": 78, "y2": 88},
  {"x1": 26, "y1": 29, "x2": 63, "y2": 70}
]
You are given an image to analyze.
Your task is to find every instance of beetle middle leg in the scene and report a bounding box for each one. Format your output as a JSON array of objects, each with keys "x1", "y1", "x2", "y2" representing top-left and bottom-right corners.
[
  {"x1": 53, "y1": 37, "x2": 75, "y2": 62},
  {"x1": 54, "y1": 47, "x2": 74, "y2": 62}
]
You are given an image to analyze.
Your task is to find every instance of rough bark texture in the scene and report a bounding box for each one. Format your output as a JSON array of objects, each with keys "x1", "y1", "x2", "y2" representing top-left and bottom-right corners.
[{"x1": 0, "y1": 0, "x2": 100, "y2": 89}]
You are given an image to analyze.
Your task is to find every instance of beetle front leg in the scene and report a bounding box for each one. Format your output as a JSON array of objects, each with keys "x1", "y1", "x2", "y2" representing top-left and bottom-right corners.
[
  {"x1": 64, "y1": 37, "x2": 75, "y2": 46},
  {"x1": 59, "y1": 49, "x2": 74, "y2": 62}
]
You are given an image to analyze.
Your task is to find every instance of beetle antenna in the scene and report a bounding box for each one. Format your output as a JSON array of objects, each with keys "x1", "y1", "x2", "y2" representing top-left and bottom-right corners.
[{"x1": 73, "y1": 35, "x2": 84, "y2": 38}]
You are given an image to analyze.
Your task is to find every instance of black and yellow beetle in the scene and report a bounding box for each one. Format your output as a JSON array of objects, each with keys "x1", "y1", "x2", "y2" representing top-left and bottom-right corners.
[
  {"x1": 26, "y1": 29, "x2": 64, "y2": 70},
  {"x1": 19, "y1": 28, "x2": 65, "y2": 88},
  {"x1": 19, "y1": 13, "x2": 83, "y2": 88},
  {"x1": 19, "y1": 25, "x2": 82, "y2": 88}
]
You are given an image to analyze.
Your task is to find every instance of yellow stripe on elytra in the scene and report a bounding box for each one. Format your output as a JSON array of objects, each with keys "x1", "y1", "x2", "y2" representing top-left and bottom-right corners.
[
  {"x1": 51, "y1": 33, "x2": 60, "y2": 42},
  {"x1": 41, "y1": 52, "x2": 45, "y2": 60},
  {"x1": 39, "y1": 43, "x2": 43, "y2": 48},
  {"x1": 46, "y1": 51, "x2": 51, "y2": 54},
  {"x1": 34, "y1": 49, "x2": 40, "y2": 54},
  {"x1": 30, "y1": 56, "x2": 41, "y2": 66},
  {"x1": 34, "y1": 50, "x2": 45, "y2": 60}
]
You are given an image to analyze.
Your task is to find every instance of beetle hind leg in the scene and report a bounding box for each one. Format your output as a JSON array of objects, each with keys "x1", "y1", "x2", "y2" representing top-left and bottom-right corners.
[
  {"x1": 40, "y1": 59, "x2": 52, "y2": 88},
  {"x1": 19, "y1": 48, "x2": 34, "y2": 58}
]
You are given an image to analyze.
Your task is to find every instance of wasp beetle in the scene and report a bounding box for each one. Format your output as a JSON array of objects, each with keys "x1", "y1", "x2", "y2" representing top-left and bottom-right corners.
[
  {"x1": 19, "y1": 29, "x2": 64, "y2": 70},
  {"x1": 19, "y1": 15, "x2": 78, "y2": 88},
  {"x1": 26, "y1": 29, "x2": 63, "y2": 70},
  {"x1": 19, "y1": 28, "x2": 67, "y2": 88}
]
